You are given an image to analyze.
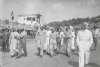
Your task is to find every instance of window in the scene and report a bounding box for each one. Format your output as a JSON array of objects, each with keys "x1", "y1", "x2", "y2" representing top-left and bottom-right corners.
[
  {"x1": 27, "y1": 17, "x2": 32, "y2": 21},
  {"x1": 27, "y1": 17, "x2": 35, "y2": 21},
  {"x1": 24, "y1": 18, "x2": 26, "y2": 20},
  {"x1": 32, "y1": 18, "x2": 35, "y2": 21}
]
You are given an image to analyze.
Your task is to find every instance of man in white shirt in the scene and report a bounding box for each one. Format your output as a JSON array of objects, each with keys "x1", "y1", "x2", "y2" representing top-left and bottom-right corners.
[
  {"x1": 44, "y1": 26, "x2": 51, "y2": 53},
  {"x1": 76, "y1": 22, "x2": 93, "y2": 67}
]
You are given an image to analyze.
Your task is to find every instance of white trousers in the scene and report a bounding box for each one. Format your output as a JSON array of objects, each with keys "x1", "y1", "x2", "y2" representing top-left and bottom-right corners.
[
  {"x1": 10, "y1": 39, "x2": 18, "y2": 56},
  {"x1": 49, "y1": 39, "x2": 56, "y2": 56},
  {"x1": 71, "y1": 37, "x2": 75, "y2": 49},
  {"x1": 78, "y1": 42, "x2": 91, "y2": 67},
  {"x1": 44, "y1": 37, "x2": 50, "y2": 53},
  {"x1": 37, "y1": 37, "x2": 44, "y2": 56},
  {"x1": 61, "y1": 38, "x2": 64, "y2": 46}
]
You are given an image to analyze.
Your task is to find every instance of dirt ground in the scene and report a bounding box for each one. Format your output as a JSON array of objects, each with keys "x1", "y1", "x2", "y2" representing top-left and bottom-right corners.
[{"x1": 0, "y1": 37, "x2": 100, "y2": 67}]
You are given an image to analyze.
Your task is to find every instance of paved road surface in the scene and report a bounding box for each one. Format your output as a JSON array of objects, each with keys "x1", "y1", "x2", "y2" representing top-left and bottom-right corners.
[{"x1": 0, "y1": 38, "x2": 100, "y2": 67}]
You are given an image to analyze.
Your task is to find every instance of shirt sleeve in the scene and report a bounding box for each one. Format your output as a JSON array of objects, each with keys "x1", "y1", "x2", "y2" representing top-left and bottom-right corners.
[{"x1": 95, "y1": 29, "x2": 99, "y2": 37}]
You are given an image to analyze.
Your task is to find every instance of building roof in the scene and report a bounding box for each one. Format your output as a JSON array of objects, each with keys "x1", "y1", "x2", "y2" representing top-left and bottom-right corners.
[{"x1": 18, "y1": 14, "x2": 42, "y2": 17}]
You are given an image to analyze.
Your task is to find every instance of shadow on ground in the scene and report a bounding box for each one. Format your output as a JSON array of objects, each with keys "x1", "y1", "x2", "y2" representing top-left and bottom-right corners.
[
  {"x1": 68, "y1": 61, "x2": 78, "y2": 67},
  {"x1": 72, "y1": 52, "x2": 79, "y2": 56},
  {"x1": 88, "y1": 63, "x2": 100, "y2": 67},
  {"x1": 68, "y1": 61, "x2": 100, "y2": 67}
]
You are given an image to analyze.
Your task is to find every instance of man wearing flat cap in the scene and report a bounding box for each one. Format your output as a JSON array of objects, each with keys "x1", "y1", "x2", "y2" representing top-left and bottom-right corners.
[{"x1": 76, "y1": 22, "x2": 93, "y2": 67}]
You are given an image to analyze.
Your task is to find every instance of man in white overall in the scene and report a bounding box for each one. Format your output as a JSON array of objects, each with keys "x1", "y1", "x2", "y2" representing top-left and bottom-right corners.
[{"x1": 76, "y1": 22, "x2": 93, "y2": 67}]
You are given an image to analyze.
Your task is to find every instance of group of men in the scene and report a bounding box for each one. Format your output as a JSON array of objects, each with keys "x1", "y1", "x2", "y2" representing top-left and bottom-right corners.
[
  {"x1": 0, "y1": 28, "x2": 27, "y2": 59},
  {"x1": 36, "y1": 24, "x2": 76, "y2": 57},
  {"x1": 9, "y1": 28, "x2": 27, "y2": 58},
  {"x1": 35, "y1": 22, "x2": 100, "y2": 67},
  {"x1": 0, "y1": 21, "x2": 100, "y2": 67}
]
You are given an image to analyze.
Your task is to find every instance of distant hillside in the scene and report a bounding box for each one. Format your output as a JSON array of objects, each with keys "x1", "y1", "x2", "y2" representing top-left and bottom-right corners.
[{"x1": 47, "y1": 15, "x2": 100, "y2": 28}]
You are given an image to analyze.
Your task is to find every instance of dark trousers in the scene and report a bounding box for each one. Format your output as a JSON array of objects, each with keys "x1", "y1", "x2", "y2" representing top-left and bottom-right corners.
[
  {"x1": 56, "y1": 37, "x2": 61, "y2": 54},
  {"x1": 56, "y1": 42, "x2": 61, "y2": 54},
  {"x1": 64, "y1": 38, "x2": 69, "y2": 54},
  {"x1": 18, "y1": 39, "x2": 27, "y2": 57},
  {"x1": 93, "y1": 37, "x2": 98, "y2": 50},
  {"x1": 2, "y1": 42, "x2": 6, "y2": 52}
]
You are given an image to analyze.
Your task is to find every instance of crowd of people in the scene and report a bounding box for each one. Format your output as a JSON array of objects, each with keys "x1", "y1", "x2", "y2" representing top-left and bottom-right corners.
[
  {"x1": 0, "y1": 28, "x2": 27, "y2": 58},
  {"x1": 0, "y1": 21, "x2": 100, "y2": 67},
  {"x1": 35, "y1": 22, "x2": 100, "y2": 67}
]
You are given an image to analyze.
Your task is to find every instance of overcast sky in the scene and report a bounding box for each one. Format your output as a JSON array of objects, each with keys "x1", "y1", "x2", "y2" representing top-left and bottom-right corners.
[{"x1": 2, "y1": 0, "x2": 100, "y2": 23}]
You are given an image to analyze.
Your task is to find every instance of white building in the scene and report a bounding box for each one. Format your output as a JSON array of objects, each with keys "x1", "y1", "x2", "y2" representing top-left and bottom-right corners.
[{"x1": 18, "y1": 14, "x2": 42, "y2": 26}]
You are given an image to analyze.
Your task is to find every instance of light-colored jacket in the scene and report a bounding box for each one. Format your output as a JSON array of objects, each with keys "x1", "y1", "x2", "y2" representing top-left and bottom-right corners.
[
  {"x1": 76, "y1": 29, "x2": 93, "y2": 50},
  {"x1": 46, "y1": 30, "x2": 51, "y2": 37},
  {"x1": 94, "y1": 29, "x2": 100, "y2": 37}
]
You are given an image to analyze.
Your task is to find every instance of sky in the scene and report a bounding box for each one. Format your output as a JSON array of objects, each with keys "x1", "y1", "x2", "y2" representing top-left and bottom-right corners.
[
  {"x1": 0, "y1": 0, "x2": 3, "y2": 20},
  {"x1": 2, "y1": 0, "x2": 100, "y2": 24}
]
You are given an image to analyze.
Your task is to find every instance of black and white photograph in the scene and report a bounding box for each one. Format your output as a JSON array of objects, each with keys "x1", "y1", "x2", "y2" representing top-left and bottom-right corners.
[{"x1": 0, "y1": 0, "x2": 100, "y2": 67}]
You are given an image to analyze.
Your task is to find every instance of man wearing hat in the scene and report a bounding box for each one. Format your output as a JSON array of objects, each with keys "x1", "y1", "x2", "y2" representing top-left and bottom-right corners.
[{"x1": 76, "y1": 22, "x2": 93, "y2": 67}]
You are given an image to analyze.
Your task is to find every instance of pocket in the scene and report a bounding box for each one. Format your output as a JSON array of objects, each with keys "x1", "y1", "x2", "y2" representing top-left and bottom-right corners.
[
  {"x1": 88, "y1": 42, "x2": 91, "y2": 48},
  {"x1": 85, "y1": 42, "x2": 91, "y2": 50}
]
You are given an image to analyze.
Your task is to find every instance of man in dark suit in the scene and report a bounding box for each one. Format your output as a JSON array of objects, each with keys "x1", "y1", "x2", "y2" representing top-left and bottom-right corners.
[
  {"x1": 2, "y1": 28, "x2": 8, "y2": 53},
  {"x1": 17, "y1": 29, "x2": 27, "y2": 58}
]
